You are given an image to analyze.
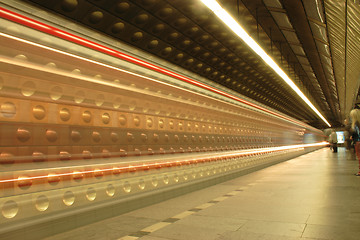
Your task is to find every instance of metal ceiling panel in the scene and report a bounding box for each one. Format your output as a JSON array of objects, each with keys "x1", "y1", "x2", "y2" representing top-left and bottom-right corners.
[
  {"x1": 270, "y1": 12, "x2": 293, "y2": 29},
  {"x1": 324, "y1": 0, "x2": 346, "y2": 120},
  {"x1": 319, "y1": 54, "x2": 332, "y2": 67},
  {"x1": 297, "y1": 55, "x2": 310, "y2": 65},
  {"x1": 290, "y1": 45, "x2": 306, "y2": 56},
  {"x1": 345, "y1": 1, "x2": 360, "y2": 116},
  {"x1": 315, "y1": 41, "x2": 330, "y2": 57},
  {"x1": 302, "y1": 64, "x2": 313, "y2": 72},
  {"x1": 263, "y1": 0, "x2": 283, "y2": 8},
  {"x1": 309, "y1": 22, "x2": 328, "y2": 42},
  {"x1": 282, "y1": 30, "x2": 300, "y2": 44},
  {"x1": 302, "y1": 0, "x2": 325, "y2": 23}
]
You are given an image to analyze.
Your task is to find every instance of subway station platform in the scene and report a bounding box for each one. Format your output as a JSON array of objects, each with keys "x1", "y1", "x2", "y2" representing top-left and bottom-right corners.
[{"x1": 45, "y1": 147, "x2": 360, "y2": 240}]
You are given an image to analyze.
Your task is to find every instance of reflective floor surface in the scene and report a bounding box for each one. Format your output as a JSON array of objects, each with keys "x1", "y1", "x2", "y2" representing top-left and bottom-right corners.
[{"x1": 45, "y1": 147, "x2": 360, "y2": 240}]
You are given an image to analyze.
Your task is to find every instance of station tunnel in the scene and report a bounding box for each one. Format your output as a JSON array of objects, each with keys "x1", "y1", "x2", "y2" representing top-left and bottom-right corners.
[{"x1": 0, "y1": 0, "x2": 360, "y2": 239}]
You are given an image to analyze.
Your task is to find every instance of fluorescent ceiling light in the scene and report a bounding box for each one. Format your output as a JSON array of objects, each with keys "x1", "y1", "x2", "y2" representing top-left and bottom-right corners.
[{"x1": 200, "y1": 0, "x2": 331, "y2": 127}]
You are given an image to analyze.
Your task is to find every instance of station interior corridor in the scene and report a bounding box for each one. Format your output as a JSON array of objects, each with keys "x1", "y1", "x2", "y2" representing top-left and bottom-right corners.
[{"x1": 42, "y1": 147, "x2": 360, "y2": 240}]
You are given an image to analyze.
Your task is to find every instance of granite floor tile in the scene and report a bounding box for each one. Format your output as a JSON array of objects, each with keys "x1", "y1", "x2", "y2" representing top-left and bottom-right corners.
[
  {"x1": 46, "y1": 148, "x2": 360, "y2": 240},
  {"x1": 175, "y1": 214, "x2": 247, "y2": 231},
  {"x1": 215, "y1": 230, "x2": 303, "y2": 240},
  {"x1": 307, "y1": 213, "x2": 360, "y2": 227},
  {"x1": 150, "y1": 223, "x2": 226, "y2": 240},
  {"x1": 237, "y1": 220, "x2": 306, "y2": 237},
  {"x1": 140, "y1": 236, "x2": 173, "y2": 240},
  {"x1": 302, "y1": 224, "x2": 360, "y2": 240}
]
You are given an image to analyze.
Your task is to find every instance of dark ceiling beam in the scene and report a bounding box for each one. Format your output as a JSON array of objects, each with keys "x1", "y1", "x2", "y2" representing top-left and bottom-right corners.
[
  {"x1": 236, "y1": 0, "x2": 321, "y2": 121},
  {"x1": 279, "y1": 0, "x2": 340, "y2": 125}
]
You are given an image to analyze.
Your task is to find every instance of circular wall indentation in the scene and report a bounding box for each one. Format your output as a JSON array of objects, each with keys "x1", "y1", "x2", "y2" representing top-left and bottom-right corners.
[
  {"x1": 50, "y1": 86, "x2": 63, "y2": 100},
  {"x1": 47, "y1": 173, "x2": 60, "y2": 184},
  {"x1": 147, "y1": 40, "x2": 158, "y2": 49},
  {"x1": 18, "y1": 176, "x2": 32, "y2": 188},
  {"x1": 174, "y1": 174, "x2": 179, "y2": 182},
  {"x1": 102, "y1": 149, "x2": 111, "y2": 158},
  {"x1": 158, "y1": 119, "x2": 164, "y2": 128},
  {"x1": 131, "y1": 32, "x2": 143, "y2": 42},
  {"x1": 146, "y1": 118, "x2": 153, "y2": 128},
  {"x1": 59, "y1": 151, "x2": 71, "y2": 161},
  {"x1": 86, "y1": 188, "x2": 96, "y2": 201},
  {"x1": 129, "y1": 101, "x2": 137, "y2": 111},
  {"x1": 113, "y1": 97, "x2": 121, "y2": 108},
  {"x1": 119, "y1": 115, "x2": 127, "y2": 125},
  {"x1": 138, "y1": 179, "x2": 145, "y2": 190},
  {"x1": 0, "y1": 76, "x2": 3, "y2": 90},
  {"x1": 169, "y1": 120, "x2": 174, "y2": 129},
  {"x1": 163, "y1": 175, "x2": 169, "y2": 184},
  {"x1": 135, "y1": 14, "x2": 149, "y2": 24},
  {"x1": 61, "y1": 0, "x2": 78, "y2": 12},
  {"x1": 159, "y1": 7, "x2": 173, "y2": 18},
  {"x1": 72, "y1": 68, "x2": 81, "y2": 74},
  {"x1": 152, "y1": 176, "x2": 158, "y2": 187},
  {"x1": 33, "y1": 105, "x2": 45, "y2": 120},
  {"x1": 89, "y1": 11, "x2": 104, "y2": 24},
  {"x1": 134, "y1": 116, "x2": 140, "y2": 127},
  {"x1": 111, "y1": 22, "x2": 125, "y2": 34},
  {"x1": 127, "y1": 132, "x2": 134, "y2": 142},
  {"x1": 2, "y1": 200, "x2": 18, "y2": 218},
  {"x1": 32, "y1": 152, "x2": 45, "y2": 162},
  {"x1": 14, "y1": 54, "x2": 27, "y2": 61},
  {"x1": 161, "y1": 47, "x2": 172, "y2": 56},
  {"x1": 82, "y1": 111, "x2": 92, "y2": 123},
  {"x1": 94, "y1": 168, "x2": 104, "y2": 178},
  {"x1": 82, "y1": 150, "x2": 92, "y2": 159},
  {"x1": 102, "y1": 113, "x2": 110, "y2": 124},
  {"x1": 1, "y1": 102, "x2": 16, "y2": 118},
  {"x1": 152, "y1": 23, "x2": 165, "y2": 34},
  {"x1": 16, "y1": 128, "x2": 31, "y2": 142},
  {"x1": 92, "y1": 131, "x2": 101, "y2": 142},
  {"x1": 115, "y1": 2, "x2": 130, "y2": 13},
  {"x1": 45, "y1": 62, "x2": 56, "y2": 68},
  {"x1": 74, "y1": 91, "x2": 85, "y2": 103},
  {"x1": 45, "y1": 129, "x2": 58, "y2": 142},
  {"x1": 95, "y1": 94, "x2": 105, "y2": 106},
  {"x1": 71, "y1": 130, "x2": 81, "y2": 142},
  {"x1": 167, "y1": 32, "x2": 179, "y2": 41},
  {"x1": 123, "y1": 181, "x2": 131, "y2": 193},
  {"x1": 63, "y1": 191, "x2": 75, "y2": 206},
  {"x1": 21, "y1": 81, "x2": 36, "y2": 97},
  {"x1": 60, "y1": 108, "x2": 70, "y2": 121},
  {"x1": 72, "y1": 171, "x2": 83, "y2": 181},
  {"x1": 35, "y1": 195, "x2": 49, "y2": 212},
  {"x1": 106, "y1": 184, "x2": 115, "y2": 197},
  {"x1": 110, "y1": 132, "x2": 119, "y2": 142}
]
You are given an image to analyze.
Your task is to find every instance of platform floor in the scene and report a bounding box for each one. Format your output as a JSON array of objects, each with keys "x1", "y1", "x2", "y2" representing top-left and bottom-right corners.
[{"x1": 45, "y1": 147, "x2": 360, "y2": 240}]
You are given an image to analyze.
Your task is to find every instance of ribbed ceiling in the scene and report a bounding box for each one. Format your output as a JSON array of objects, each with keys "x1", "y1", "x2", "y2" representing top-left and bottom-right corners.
[
  {"x1": 325, "y1": 0, "x2": 360, "y2": 121},
  {"x1": 20, "y1": 0, "x2": 360, "y2": 128}
]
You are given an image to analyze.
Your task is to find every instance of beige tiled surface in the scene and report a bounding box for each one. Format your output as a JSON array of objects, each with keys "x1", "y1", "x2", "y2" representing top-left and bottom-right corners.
[{"x1": 46, "y1": 147, "x2": 360, "y2": 240}]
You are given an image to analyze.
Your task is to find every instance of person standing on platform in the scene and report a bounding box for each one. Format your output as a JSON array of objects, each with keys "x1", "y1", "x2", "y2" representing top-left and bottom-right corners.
[
  {"x1": 350, "y1": 109, "x2": 360, "y2": 176},
  {"x1": 344, "y1": 119, "x2": 351, "y2": 150},
  {"x1": 329, "y1": 130, "x2": 338, "y2": 153}
]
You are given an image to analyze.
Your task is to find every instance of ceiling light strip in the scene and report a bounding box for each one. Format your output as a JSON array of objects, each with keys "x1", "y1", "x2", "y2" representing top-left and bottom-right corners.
[
  {"x1": 0, "y1": 7, "x2": 312, "y2": 128},
  {"x1": 200, "y1": 0, "x2": 331, "y2": 127}
]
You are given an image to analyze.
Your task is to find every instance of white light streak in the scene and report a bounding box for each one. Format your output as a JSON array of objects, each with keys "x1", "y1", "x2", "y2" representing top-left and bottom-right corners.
[{"x1": 200, "y1": 0, "x2": 331, "y2": 127}]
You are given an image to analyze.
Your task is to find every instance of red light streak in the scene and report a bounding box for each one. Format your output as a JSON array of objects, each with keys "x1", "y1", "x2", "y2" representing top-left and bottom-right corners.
[{"x1": 0, "y1": 142, "x2": 327, "y2": 187}]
